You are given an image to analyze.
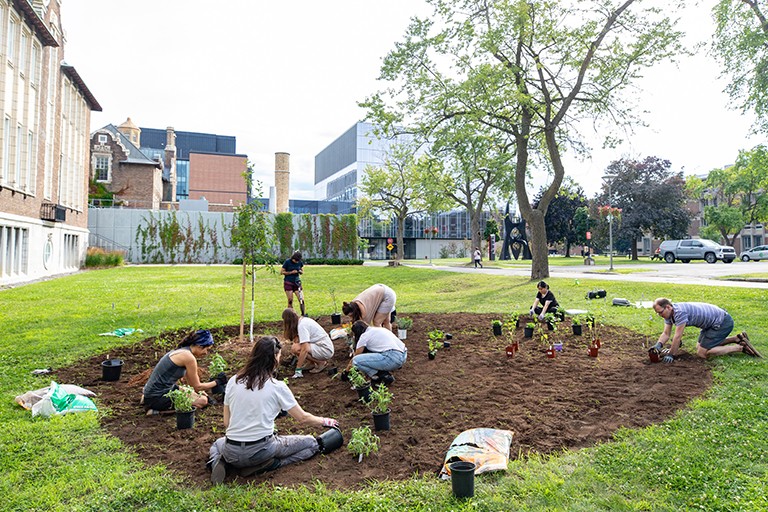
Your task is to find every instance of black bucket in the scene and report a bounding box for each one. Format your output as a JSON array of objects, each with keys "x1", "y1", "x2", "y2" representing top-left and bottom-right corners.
[
  {"x1": 356, "y1": 384, "x2": 372, "y2": 403},
  {"x1": 101, "y1": 359, "x2": 124, "y2": 381},
  {"x1": 176, "y1": 409, "x2": 195, "y2": 430},
  {"x1": 373, "y1": 410, "x2": 391, "y2": 431},
  {"x1": 331, "y1": 313, "x2": 342, "y2": 325},
  {"x1": 449, "y1": 460, "x2": 476, "y2": 499},
  {"x1": 316, "y1": 426, "x2": 343, "y2": 454}
]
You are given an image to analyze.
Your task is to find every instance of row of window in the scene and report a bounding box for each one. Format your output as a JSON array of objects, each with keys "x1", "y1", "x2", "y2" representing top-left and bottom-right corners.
[{"x1": 0, "y1": 224, "x2": 28, "y2": 278}]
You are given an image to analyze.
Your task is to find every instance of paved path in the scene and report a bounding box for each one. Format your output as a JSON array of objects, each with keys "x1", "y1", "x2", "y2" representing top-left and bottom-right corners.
[{"x1": 366, "y1": 260, "x2": 768, "y2": 289}]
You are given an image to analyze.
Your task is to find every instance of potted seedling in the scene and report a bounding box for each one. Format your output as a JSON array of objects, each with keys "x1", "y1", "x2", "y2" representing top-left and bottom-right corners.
[
  {"x1": 571, "y1": 315, "x2": 583, "y2": 336},
  {"x1": 509, "y1": 311, "x2": 521, "y2": 329},
  {"x1": 427, "y1": 329, "x2": 443, "y2": 359},
  {"x1": 544, "y1": 312, "x2": 558, "y2": 331},
  {"x1": 208, "y1": 353, "x2": 228, "y2": 395},
  {"x1": 348, "y1": 425, "x2": 381, "y2": 463},
  {"x1": 165, "y1": 385, "x2": 195, "y2": 430},
  {"x1": 397, "y1": 317, "x2": 413, "y2": 340},
  {"x1": 524, "y1": 321, "x2": 535, "y2": 338},
  {"x1": 347, "y1": 366, "x2": 371, "y2": 402},
  {"x1": 366, "y1": 383, "x2": 394, "y2": 431},
  {"x1": 492, "y1": 319, "x2": 503, "y2": 336},
  {"x1": 330, "y1": 287, "x2": 341, "y2": 325}
]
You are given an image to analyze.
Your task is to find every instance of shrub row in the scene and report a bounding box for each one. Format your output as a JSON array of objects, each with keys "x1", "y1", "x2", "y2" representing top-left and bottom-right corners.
[
  {"x1": 85, "y1": 247, "x2": 125, "y2": 267},
  {"x1": 231, "y1": 257, "x2": 363, "y2": 266}
]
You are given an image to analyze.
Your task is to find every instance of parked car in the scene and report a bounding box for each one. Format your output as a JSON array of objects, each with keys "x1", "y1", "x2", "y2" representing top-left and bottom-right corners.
[
  {"x1": 658, "y1": 239, "x2": 736, "y2": 264},
  {"x1": 740, "y1": 245, "x2": 768, "y2": 262}
]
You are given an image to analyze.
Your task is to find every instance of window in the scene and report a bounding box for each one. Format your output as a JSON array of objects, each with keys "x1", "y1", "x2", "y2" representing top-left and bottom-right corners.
[
  {"x1": 2, "y1": 115, "x2": 10, "y2": 184},
  {"x1": 15, "y1": 123, "x2": 22, "y2": 188},
  {"x1": 94, "y1": 155, "x2": 110, "y2": 182},
  {"x1": 98, "y1": 134, "x2": 107, "y2": 143},
  {"x1": 7, "y1": 16, "x2": 16, "y2": 64},
  {"x1": 0, "y1": 225, "x2": 29, "y2": 278},
  {"x1": 19, "y1": 30, "x2": 27, "y2": 75},
  {"x1": 26, "y1": 131, "x2": 34, "y2": 193},
  {"x1": 30, "y1": 43, "x2": 40, "y2": 86}
]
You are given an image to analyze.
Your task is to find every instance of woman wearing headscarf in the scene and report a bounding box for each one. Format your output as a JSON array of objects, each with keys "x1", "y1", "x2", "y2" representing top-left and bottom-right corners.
[
  {"x1": 143, "y1": 329, "x2": 224, "y2": 415},
  {"x1": 208, "y1": 335, "x2": 339, "y2": 484}
]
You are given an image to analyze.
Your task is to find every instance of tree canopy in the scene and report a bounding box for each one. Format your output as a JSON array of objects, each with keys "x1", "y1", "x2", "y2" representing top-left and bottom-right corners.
[
  {"x1": 713, "y1": 0, "x2": 768, "y2": 133},
  {"x1": 599, "y1": 156, "x2": 690, "y2": 258},
  {"x1": 363, "y1": 0, "x2": 686, "y2": 279},
  {"x1": 534, "y1": 178, "x2": 588, "y2": 257}
]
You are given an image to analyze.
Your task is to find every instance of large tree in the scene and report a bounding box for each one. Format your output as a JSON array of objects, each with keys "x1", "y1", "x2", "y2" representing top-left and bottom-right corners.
[
  {"x1": 358, "y1": 143, "x2": 450, "y2": 261},
  {"x1": 427, "y1": 119, "x2": 516, "y2": 250},
  {"x1": 364, "y1": 0, "x2": 685, "y2": 279},
  {"x1": 598, "y1": 156, "x2": 690, "y2": 259},
  {"x1": 713, "y1": 0, "x2": 768, "y2": 133},
  {"x1": 534, "y1": 178, "x2": 588, "y2": 257},
  {"x1": 689, "y1": 145, "x2": 768, "y2": 245}
]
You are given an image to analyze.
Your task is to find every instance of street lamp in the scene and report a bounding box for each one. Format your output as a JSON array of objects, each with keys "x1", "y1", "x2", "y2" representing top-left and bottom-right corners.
[{"x1": 602, "y1": 174, "x2": 617, "y2": 271}]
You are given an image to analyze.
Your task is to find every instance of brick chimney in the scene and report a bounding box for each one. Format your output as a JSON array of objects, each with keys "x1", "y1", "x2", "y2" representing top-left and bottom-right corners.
[{"x1": 164, "y1": 127, "x2": 177, "y2": 202}]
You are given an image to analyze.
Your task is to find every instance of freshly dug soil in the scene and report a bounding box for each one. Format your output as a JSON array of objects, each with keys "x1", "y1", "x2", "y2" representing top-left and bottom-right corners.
[{"x1": 55, "y1": 313, "x2": 711, "y2": 490}]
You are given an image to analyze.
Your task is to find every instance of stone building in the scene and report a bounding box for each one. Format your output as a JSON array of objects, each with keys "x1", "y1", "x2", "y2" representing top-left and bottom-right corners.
[{"x1": 0, "y1": 0, "x2": 101, "y2": 286}]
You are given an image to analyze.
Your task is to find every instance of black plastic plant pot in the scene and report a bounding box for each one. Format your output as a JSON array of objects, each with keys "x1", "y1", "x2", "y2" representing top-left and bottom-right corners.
[
  {"x1": 428, "y1": 352, "x2": 436, "y2": 360},
  {"x1": 211, "y1": 383, "x2": 226, "y2": 395},
  {"x1": 449, "y1": 460, "x2": 476, "y2": 499},
  {"x1": 445, "y1": 333, "x2": 453, "y2": 340},
  {"x1": 572, "y1": 325, "x2": 582, "y2": 336},
  {"x1": 176, "y1": 408, "x2": 196, "y2": 430},
  {"x1": 524, "y1": 327, "x2": 534, "y2": 338},
  {"x1": 101, "y1": 359, "x2": 124, "y2": 381},
  {"x1": 317, "y1": 426, "x2": 343, "y2": 454},
  {"x1": 331, "y1": 313, "x2": 342, "y2": 325},
  {"x1": 327, "y1": 366, "x2": 339, "y2": 377},
  {"x1": 492, "y1": 324, "x2": 502, "y2": 336},
  {"x1": 356, "y1": 384, "x2": 372, "y2": 403},
  {"x1": 390, "y1": 309, "x2": 397, "y2": 323},
  {"x1": 373, "y1": 410, "x2": 391, "y2": 431},
  {"x1": 443, "y1": 341, "x2": 451, "y2": 349},
  {"x1": 547, "y1": 322, "x2": 554, "y2": 331}
]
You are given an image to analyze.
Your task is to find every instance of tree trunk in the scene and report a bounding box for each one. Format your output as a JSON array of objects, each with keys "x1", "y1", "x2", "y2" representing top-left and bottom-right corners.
[
  {"x1": 631, "y1": 237, "x2": 639, "y2": 260},
  {"x1": 396, "y1": 215, "x2": 406, "y2": 261},
  {"x1": 469, "y1": 207, "x2": 482, "y2": 253},
  {"x1": 527, "y1": 210, "x2": 550, "y2": 280}
]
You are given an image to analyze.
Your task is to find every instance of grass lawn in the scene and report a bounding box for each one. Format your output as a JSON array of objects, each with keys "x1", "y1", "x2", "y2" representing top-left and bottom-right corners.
[{"x1": 1, "y1": 265, "x2": 766, "y2": 511}]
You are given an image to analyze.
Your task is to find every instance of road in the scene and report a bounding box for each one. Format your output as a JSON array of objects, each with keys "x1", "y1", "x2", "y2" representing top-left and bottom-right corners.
[{"x1": 368, "y1": 259, "x2": 768, "y2": 289}]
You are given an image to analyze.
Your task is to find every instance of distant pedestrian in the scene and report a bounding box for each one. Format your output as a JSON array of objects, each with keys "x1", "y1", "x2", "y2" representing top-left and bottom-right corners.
[
  {"x1": 281, "y1": 251, "x2": 305, "y2": 316},
  {"x1": 473, "y1": 247, "x2": 483, "y2": 268},
  {"x1": 652, "y1": 298, "x2": 761, "y2": 362}
]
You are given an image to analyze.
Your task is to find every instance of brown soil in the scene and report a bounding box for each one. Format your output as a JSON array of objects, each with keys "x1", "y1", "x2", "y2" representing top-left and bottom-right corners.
[{"x1": 55, "y1": 313, "x2": 711, "y2": 490}]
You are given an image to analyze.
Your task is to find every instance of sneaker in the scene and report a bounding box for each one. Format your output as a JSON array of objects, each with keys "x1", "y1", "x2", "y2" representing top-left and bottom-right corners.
[
  {"x1": 145, "y1": 408, "x2": 159, "y2": 416},
  {"x1": 211, "y1": 457, "x2": 227, "y2": 485},
  {"x1": 739, "y1": 334, "x2": 762, "y2": 358}
]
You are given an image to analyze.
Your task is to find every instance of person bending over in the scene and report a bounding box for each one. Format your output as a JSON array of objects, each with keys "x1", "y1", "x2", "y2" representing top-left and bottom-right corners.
[
  {"x1": 530, "y1": 281, "x2": 562, "y2": 321},
  {"x1": 208, "y1": 336, "x2": 339, "y2": 484},
  {"x1": 342, "y1": 283, "x2": 397, "y2": 330},
  {"x1": 652, "y1": 298, "x2": 761, "y2": 362}
]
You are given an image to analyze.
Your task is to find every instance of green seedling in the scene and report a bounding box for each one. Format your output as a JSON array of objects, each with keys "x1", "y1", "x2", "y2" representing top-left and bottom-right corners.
[{"x1": 347, "y1": 425, "x2": 381, "y2": 463}]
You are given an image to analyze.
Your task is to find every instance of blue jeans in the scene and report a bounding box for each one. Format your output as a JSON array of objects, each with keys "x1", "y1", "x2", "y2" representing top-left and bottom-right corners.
[{"x1": 353, "y1": 349, "x2": 407, "y2": 377}]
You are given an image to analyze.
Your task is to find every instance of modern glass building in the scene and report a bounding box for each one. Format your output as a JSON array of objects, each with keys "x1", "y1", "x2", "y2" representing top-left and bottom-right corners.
[{"x1": 314, "y1": 121, "x2": 414, "y2": 202}]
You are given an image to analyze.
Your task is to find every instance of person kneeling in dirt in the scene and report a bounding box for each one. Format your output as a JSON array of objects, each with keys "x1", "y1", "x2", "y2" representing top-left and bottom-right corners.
[
  {"x1": 346, "y1": 320, "x2": 407, "y2": 385},
  {"x1": 143, "y1": 329, "x2": 225, "y2": 415},
  {"x1": 652, "y1": 298, "x2": 762, "y2": 362},
  {"x1": 208, "y1": 336, "x2": 339, "y2": 484},
  {"x1": 282, "y1": 308, "x2": 334, "y2": 379},
  {"x1": 342, "y1": 283, "x2": 397, "y2": 330},
  {"x1": 530, "y1": 281, "x2": 563, "y2": 322}
]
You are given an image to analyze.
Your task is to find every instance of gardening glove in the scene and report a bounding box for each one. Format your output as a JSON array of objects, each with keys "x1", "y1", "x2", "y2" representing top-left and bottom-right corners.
[
  {"x1": 653, "y1": 341, "x2": 664, "y2": 352},
  {"x1": 291, "y1": 368, "x2": 304, "y2": 379},
  {"x1": 215, "y1": 372, "x2": 228, "y2": 387},
  {"x1": 322, "y1": 417, "x2": 339, "y2": 428},
  {"x1": 661, "y1": 348, "x2": 671, "y2": 355},
  {"x1": 662, "y1": 355, "x2": 674, "y2": 364},
  {"x1": 529, "y1": 308, "x2": 535, "y2": 316},
  {"x1": 538, "y1": 313, "x2": 545, "y2": 321}
]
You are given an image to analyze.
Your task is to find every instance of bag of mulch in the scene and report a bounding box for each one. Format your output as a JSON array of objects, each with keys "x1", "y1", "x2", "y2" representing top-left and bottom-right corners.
[
  {"x1": 439, "y1": 428, "x2": 513, "y2": 479},
  {"x1": 31, "y1": 381, "x2": 97, "y2": 418},
  {"x1": 16, "y1": 384, "x2": 95, "y2": 410}
]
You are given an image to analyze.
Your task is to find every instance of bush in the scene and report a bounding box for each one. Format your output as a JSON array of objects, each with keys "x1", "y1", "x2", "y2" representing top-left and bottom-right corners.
[
  {"x1": 303, "y1": 258, "x2": 364, "y2": 266},
  {"x1": 85, "y1": 247, "x2": 125, "y2": 268}
]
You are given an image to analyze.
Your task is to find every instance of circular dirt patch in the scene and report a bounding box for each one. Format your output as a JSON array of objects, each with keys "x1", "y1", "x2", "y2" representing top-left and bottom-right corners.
[{"x1": 55, "y1": 313, "x2": 711, "y2": 490}]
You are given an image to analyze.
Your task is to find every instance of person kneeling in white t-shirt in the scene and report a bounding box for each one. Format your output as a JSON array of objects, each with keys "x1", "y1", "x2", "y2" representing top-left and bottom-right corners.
[
  {"x1": 207, "y1": 336, "x2": 339, "y2": 484},
  {"x1": 346, "y1": 320, "x2": 407, "y2": 385},
  {"x1": 282, "y1": 308, "x2": 334, "y2": 379}
]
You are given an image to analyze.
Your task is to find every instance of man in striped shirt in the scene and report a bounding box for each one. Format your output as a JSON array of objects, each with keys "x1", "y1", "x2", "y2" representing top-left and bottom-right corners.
[{"x1": 652, "y1": 298, "x2": 761, "y2": 362}]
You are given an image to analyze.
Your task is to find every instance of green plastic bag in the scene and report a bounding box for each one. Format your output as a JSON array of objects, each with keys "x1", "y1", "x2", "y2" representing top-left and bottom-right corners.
[{"x1": 48, "y1": 381, "x2": 98, "y2": 414}]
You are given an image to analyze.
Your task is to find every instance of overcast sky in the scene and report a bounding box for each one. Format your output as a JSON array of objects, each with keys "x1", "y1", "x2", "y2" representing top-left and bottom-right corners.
[{"x1": 61, "y1": 0, "x2": 761, "y2": 201}]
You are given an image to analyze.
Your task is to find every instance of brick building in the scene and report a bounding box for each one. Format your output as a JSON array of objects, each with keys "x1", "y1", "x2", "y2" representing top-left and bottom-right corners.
[{"x1": 0, "y1": 0, "x2": 100, "y2": 286}]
